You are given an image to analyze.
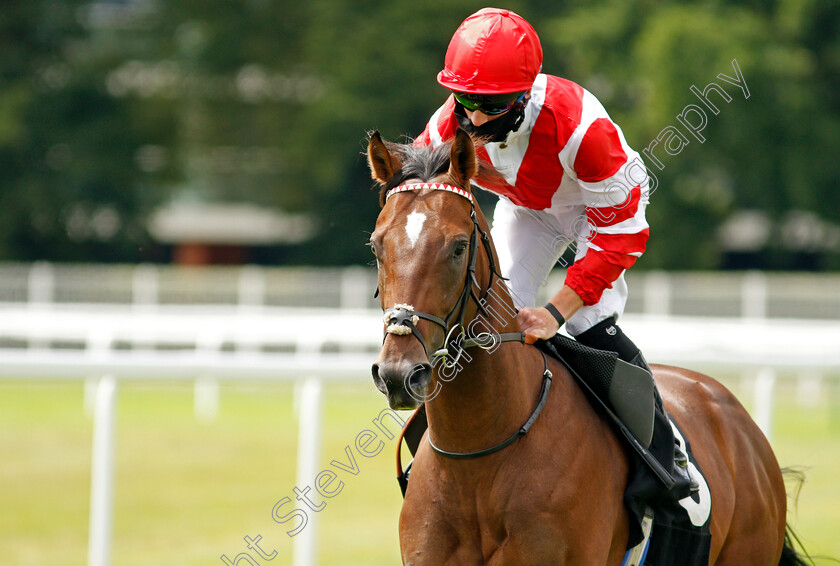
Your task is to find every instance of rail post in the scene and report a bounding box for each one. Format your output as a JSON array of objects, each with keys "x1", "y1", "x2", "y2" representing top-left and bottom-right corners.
[
  {"x1": 293, "y1": 376, "x2": 323, "y2": 566},
  {"x1": 88, "y1": 375, "x2": 118, "y2": 566}
]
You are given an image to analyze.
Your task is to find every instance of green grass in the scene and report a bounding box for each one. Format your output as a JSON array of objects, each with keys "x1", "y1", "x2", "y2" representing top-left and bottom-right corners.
[
  {"x1": 0, "y1": 375, "x2": 838, "y2": 565},
  {"x1": 764, "y1": 380, "x2": 840, "y2": 564}
]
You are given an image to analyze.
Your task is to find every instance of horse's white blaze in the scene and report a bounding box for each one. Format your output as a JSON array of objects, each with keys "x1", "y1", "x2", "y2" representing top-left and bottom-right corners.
[{"x1": 405, "y1": 211, "x2": 426, "y2": 247}]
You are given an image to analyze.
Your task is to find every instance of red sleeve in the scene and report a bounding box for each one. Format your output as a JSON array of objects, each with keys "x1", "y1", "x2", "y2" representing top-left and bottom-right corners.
[{"x1": 565, "y1": 229, "x2": 649, "y2": 306}]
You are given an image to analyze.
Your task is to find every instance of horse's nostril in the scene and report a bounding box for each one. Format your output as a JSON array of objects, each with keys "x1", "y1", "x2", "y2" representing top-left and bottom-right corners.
[
  {"x1": 372, "y1": 360, "x2": 432, "y2": 409},
  {"x1": 407, "y1": 363, "x2": 432, "y2": 394},
  {"x1": 371, "y1": 362, "x2": 387, "y2": 394},
  {"x1": 412, "y1": 363, "x2": 431, "y2": 375}
]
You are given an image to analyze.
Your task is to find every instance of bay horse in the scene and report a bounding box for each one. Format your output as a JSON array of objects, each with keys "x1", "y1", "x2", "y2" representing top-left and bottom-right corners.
[{"x1": 367, "y1": 128, "x2": 805, "y2": 566}]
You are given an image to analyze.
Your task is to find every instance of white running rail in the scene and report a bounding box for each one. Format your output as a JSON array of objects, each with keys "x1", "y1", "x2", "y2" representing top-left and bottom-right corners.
[{"x1": 0, "y1": 303, "x2": 838, "y2": 566}]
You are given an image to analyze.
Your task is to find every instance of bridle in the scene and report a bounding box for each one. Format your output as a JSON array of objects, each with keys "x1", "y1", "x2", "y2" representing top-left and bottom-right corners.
[
  {"x1": 379, "y1": 182, "x2": 520, "y2": 367},
  {"x1": 379, "y1": 181, "x2": 554, "y2": 466}
]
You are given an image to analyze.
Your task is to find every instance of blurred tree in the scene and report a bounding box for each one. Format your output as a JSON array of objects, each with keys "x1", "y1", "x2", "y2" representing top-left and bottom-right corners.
[
  {"x1": 1, "y1": 1, "x2": 137, "y2": 260},
  {"x1": 285, "y1": 0, "x2": 569, "y2": 264},
  {"x1": 0, "y1": 0, "x2": 836, "y2": 268},
  {"x1": 545, "y1": 0, "x2": 840, "y2": 269}
]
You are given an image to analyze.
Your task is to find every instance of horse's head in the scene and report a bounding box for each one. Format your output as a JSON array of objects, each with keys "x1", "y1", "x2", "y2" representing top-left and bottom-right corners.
[{"x1": 367, "y1": 129, "x2": 497, "y2": 410}]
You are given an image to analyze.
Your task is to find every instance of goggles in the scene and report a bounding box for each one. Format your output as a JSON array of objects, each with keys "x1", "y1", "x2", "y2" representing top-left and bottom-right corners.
[{"x1": 453, "y1": 91, "x2": 526, "y2": 116}]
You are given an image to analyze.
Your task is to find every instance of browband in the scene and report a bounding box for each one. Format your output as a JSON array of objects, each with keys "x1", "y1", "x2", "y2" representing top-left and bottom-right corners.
[{"x1": 385, "y1": 182, "x2": 474, "y2": 203}]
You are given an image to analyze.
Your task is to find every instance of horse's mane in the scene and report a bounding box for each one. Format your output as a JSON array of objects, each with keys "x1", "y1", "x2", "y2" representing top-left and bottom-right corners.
[{"x1": 377, "y1": 137, "x2": 505, "y2": 207}]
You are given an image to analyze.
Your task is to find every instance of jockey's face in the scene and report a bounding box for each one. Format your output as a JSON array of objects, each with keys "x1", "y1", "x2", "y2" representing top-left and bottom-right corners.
[
  {"x1": 453, "y1": 90, "x2": 529, "y2": 128},
  {"x1": 464, "y1": 108, "x2": 506, "y2": 127}
]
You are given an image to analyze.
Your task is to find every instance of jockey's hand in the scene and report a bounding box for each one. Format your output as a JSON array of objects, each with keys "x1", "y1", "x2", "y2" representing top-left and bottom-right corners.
[{"x1": 516, "y1": 306, "x2": 561, "y2": 345}]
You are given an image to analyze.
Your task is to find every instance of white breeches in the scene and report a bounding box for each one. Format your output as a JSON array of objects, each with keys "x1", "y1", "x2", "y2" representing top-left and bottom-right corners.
[{"x1": 491, "y1": 196, "x2": 628, "y2": 337}]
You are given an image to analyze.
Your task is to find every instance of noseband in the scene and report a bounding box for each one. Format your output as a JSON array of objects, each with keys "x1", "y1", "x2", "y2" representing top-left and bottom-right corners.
[{"x1": 380, "y1": 182, "x2": 519, "y2": 366}]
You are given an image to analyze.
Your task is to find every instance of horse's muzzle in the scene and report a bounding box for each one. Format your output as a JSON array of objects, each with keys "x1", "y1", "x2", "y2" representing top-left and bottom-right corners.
[{"x1": 371, "y1": 360, "x2": 432, "y2": 410}]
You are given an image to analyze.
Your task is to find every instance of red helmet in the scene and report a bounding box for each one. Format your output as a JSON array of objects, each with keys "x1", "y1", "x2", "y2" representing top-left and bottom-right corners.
[{"x1": 437, "y1": 8, "x2": 543, "y2": 95}]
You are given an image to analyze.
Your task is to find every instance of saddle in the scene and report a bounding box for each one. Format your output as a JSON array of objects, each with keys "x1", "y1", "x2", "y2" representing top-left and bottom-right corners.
[{"x1": 396, "y1": 335, "x2": 712, "y2": 566}]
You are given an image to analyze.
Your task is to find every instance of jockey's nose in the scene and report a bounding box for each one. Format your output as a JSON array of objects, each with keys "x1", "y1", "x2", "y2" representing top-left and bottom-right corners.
[{"x1": 466, "y1": 109, "x2": 492, "y2": 127}]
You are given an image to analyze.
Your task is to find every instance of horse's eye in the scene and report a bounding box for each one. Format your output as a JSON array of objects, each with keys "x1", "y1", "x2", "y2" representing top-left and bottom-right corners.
[
  {"x1": 453, "y1": 241, "x2": 468, "y2": 258},
  {"x1": 370, "y1": 243, "x2": 377, "y2": 256}
]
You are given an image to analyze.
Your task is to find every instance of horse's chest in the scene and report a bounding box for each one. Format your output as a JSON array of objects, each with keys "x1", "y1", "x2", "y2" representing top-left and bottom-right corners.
[
  {"x1": 401, "y1": 479, "x2": 572, "y2": 565},
  {"x1": 401, "y1": 508, "x2": 569, "y2": 566},
  {"x1": 400, "y1": 407, "x2": 625, "y2": 564}
]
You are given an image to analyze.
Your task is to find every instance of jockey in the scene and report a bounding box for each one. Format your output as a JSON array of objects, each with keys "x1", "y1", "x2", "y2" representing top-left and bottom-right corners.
[{"x1": 414, "y1": 8, "x2": 698, "y2": 497}]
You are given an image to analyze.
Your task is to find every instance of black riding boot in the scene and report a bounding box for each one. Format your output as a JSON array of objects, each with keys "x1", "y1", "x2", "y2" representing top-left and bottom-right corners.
[{"x1": 574, "y1": 317, "x2": 699, "y2": 499}]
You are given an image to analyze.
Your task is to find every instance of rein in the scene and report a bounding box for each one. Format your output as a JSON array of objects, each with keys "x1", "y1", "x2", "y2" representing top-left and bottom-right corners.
[{"x1": 382, "y1": 182, "x2": 554, "y2": 462}]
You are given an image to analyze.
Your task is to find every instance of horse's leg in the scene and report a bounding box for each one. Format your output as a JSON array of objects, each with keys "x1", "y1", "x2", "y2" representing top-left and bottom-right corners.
[
  {"x1": 485, "y1": 415, "x2": 633, "y2": 565},
  {"x1": 398, "y1": 455, "x2": 486, "y2": 566}
]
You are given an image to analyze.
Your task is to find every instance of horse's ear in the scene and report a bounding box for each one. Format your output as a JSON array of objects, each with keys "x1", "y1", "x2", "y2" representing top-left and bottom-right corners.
[
  {"x1": 448, "y1": 128, "x2": 478, "y2": 188},
  {"x1": 367, "y1": 131, "x2": 402, "y2": 185}
]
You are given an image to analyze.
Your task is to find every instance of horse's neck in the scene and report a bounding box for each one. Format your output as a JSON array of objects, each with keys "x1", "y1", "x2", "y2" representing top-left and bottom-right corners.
[{"x1": 424, "y1": 282, "x2": 545, "y2": 454}]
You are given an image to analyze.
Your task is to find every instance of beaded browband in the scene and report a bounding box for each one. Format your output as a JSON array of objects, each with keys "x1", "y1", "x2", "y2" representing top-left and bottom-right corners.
[{"x1": 385, "y1": 182, "x2": 474, "y2": 203}]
